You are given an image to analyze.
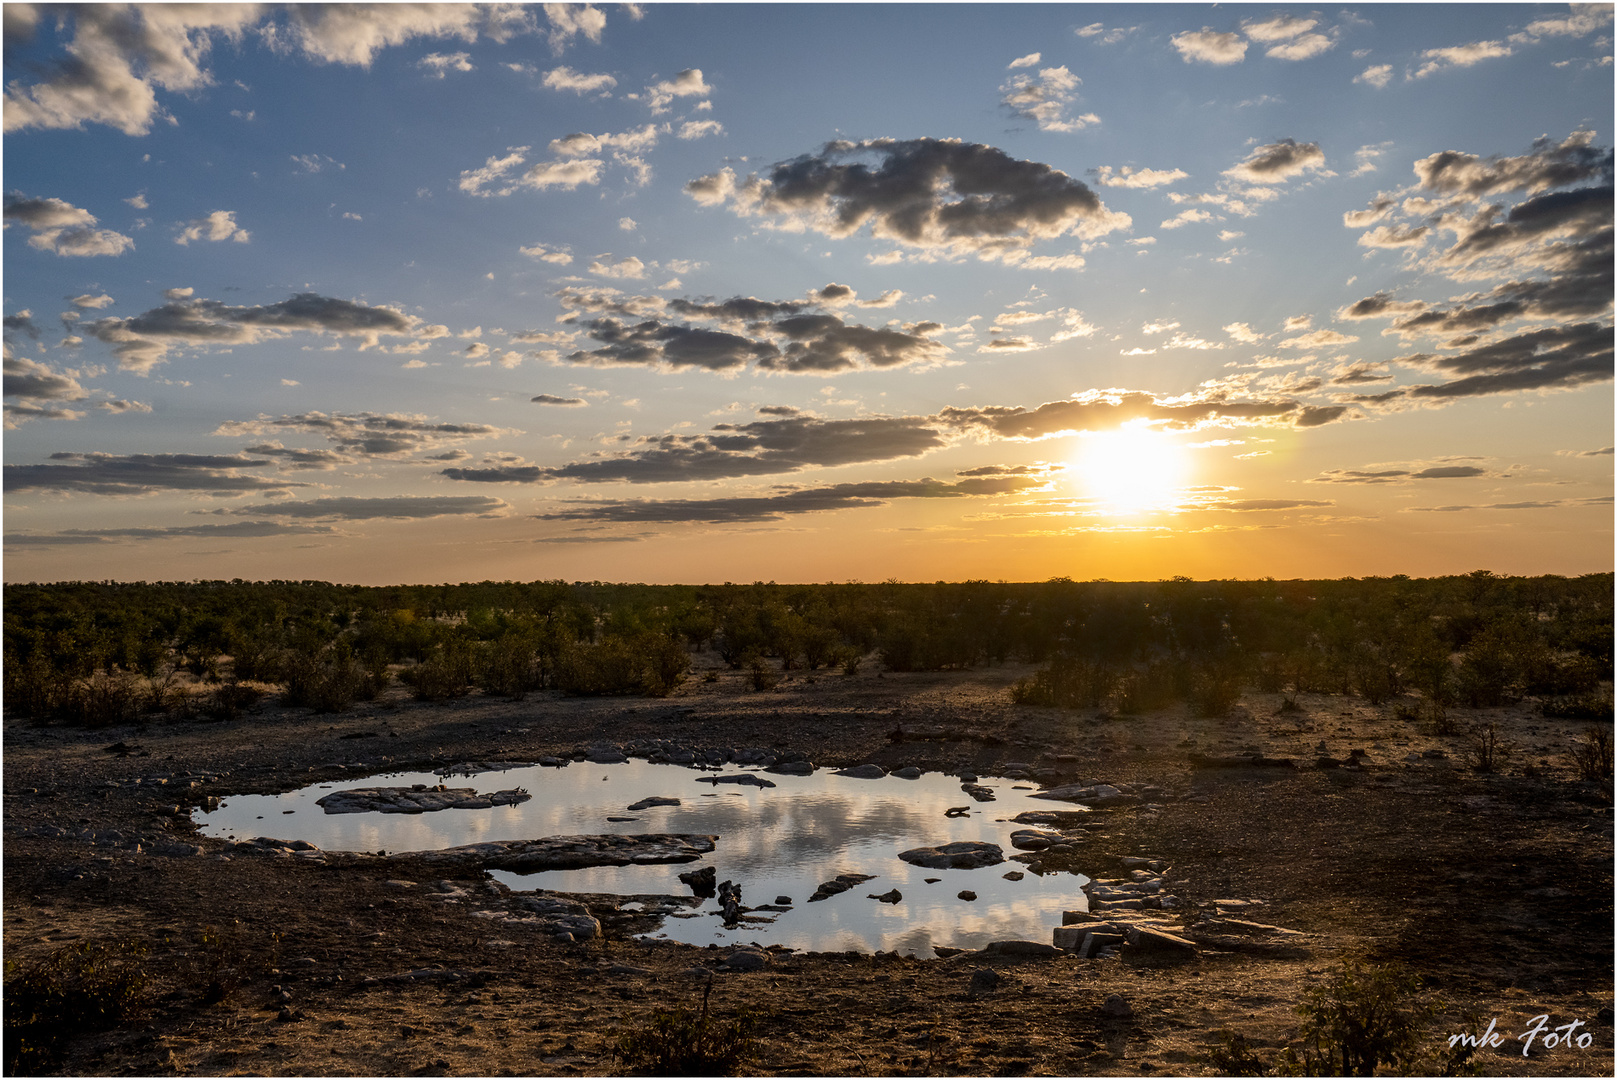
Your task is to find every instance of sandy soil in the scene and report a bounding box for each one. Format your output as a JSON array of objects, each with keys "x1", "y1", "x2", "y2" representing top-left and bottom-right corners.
[{"x1": 4, "y1": 659, "x2": 1612, "y2": 1076}]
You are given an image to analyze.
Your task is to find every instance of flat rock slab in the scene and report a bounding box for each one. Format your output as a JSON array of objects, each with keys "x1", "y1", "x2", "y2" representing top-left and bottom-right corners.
[
  {"x1": 696, "y1": 774, "x2": 776, "y2": 788},
  {"x1": 1029, "y1": 784, "x2": 1139, "y2": 808},
  {"x1": 627, "y1": 796, "x2": 682, "y2": 811},
  {"x1": 413, "y1": 834, "x2": 716, "y2": 871},
  {"x1": 898, "y1": 841, "x2": 1004, "y2": 869},
  {"x1": 834, "y1": 764, "x2": 887, "y2": 779},
  {"x1": 316, "y1": 787, "x2": 530, "y2": 815}
]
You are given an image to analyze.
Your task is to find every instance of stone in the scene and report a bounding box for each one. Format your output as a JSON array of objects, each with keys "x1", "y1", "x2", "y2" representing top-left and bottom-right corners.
[
  {"x1": 968, "y1": 969, "x2": 1001, "y2": 994},
  {"x1": 1062, "y1": 910, "x2": 1097, "y2": 924},
  {"x1": 1009, "y1": 829, "x2": 1060, "y2": 851},
  {"x1": 774, "y1": 896, "x2": 793, "y2": 905},
  {"x1": 1029, "y1": 783, "x2": 1140, "y2": 808},
  {"x1": 722, "y1": 948, "x2": 770, "y2": 972},
  {"x1": 413, "y1": 834, "x2": 716, "y2": 872},
  {"x1": 1053, "y1": 926, "x2": 1085, "y2": 951},
  {"x1": 769, "y1": 760, "x2": 814, "y2": 775},
  {"x1": 1102, "y1": 994, "x2": 1134, "y2": 1019},
  {"x1": 834, "y1": 764, "x2": 887, "y2": 780},
  {"x1": 898, "y1": 841, "x2": 1004, "y2": 870},
  {"x1": 868, "y1": 889, "x2": 902, "y2": 904},
  {"x1": 891, "y1": 766, "x2": 922, "y2": 780},
  {"x1": 985, "y1": 940, "x2": 1060, "y2": 958},
  {"x1": 696, "y1": 774, "x2": 776, "y2": 788},
  {"x1": 627, "y1": 797, "x2": 681, "y2": 811},
  {"x1": 1124, "y1": 926, "x2": 1198, "y2": 961},
  {"x1": 1003, "y1": 871, "x2": 1024, "y2": 881},
  {"x1": 944, "y1": 807, "x2": 971, "y2": 818},
  {"x1": 958, "y1": 890, "x2": 977, "y2": 901},
  {"x1": 678, "y1": 865, "x2": 717, "y2": 896},
  {"x1": 808, "y1": 872, "x2": 876, "y2": 902},
  {"x1": 961, "y1": 783, "x2": 997, "y2": 802},
  {"x1": 585, "y1": 748, "x2": 628, "y2": 764}
]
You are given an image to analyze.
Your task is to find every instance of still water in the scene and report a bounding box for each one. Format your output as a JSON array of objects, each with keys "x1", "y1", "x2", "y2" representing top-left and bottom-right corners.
[{"x1": 195, "y1": 760, "x2": 1091, "y2": 956}]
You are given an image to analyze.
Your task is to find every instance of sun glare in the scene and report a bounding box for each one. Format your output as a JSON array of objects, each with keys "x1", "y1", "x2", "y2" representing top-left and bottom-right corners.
[{"x1": 1073, "y1": 425, "x2": 1190, "y2": 515}]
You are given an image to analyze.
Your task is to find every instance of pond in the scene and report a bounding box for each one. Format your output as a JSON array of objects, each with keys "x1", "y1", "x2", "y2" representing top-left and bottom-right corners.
[{"x1": 194, "y1": 760, "x2": 1093, "y2": 957}]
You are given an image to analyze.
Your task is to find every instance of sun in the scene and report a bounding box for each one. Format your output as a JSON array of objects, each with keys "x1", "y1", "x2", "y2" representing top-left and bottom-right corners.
[{"x1": 1071, "y1": 425, "x2": 1191, "y2": 515}]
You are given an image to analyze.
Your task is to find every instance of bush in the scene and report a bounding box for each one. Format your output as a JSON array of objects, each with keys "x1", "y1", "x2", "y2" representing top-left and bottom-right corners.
[
  {"x1": 1279, "y1": 961, "x2": 1434, "y2": 1076},
  {"x1": 1464, "y1": 722, "x2": 1513, "y2": 774},
  {"x1": 615, "y1": 980, "x2": 756, "y2": 1076},
  {"x1": 1010, "y1": 656, "x2": 1116, "y2": 709},
  {"x1": 1115, "y1": 661, "x2": 1179, "y2": 715},
  {"x1": 202, "y1": 680, "x2": 265, "y2": 721},
  {"x1": 1208, "y1": 1031, "x2": 1269, "y2": 1076},
  {"x1": 1542, "y1": 691, "x2": 1615, "y2": 720},
  {"x1": 745, "y1": 654, "x2": 779, "y2": 692},
  {"x1": 4, "y1": 939, "x2": 150, "y2": 1074},
  {"x1": 554, "y1": 633, "x2": 689, "y2": 697},
  {"x1": 1190, "y1": 663, "x2": 1245, "y2": 717},
  {"x1": 1569, "y1": 726, "x2": 1614, "y2": 782}
]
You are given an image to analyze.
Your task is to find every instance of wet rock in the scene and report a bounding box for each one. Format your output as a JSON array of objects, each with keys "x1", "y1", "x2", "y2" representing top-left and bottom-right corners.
[
  {"x1": 696, "y1": 774, "x2": 776, "y2": 788},
  {"x1": 411, "y1": 833, "x2": 716, "y2": 872},
  {"x1": 1029, "y1": 783, "x2": 1140, "y2": 808},
  {"x1": 985, "y1": 940, "x2": 1059, "y2": 958},
  {"x1": 834, "y1": 764, "x2": 887, "y2": 780},
  {"x1": 721, "y1": 948, "x2": 770, "y2": 972},
  {"x1": 957, "y1": 890, "x2": 977, "y2": 901},
  {"x1": 769, "y1": 760, "x2": 814, "y2": 776},
  {"x1": 1003, "y1": 871, "x2": 1025, "y2": 881},
  {"x1": 898, "y1": 841, "x2": 1003, "y2": 870},
  {"x1": 961, "y1": 783, "x2": 997, "y2": 802},
  {"x1": 868, "y1": 889, "x2": 902, "y2": 904},
  {"x1": 316, "y1": 787, "x2": 531, "y2": 814},
  {"x1": 1009, "y1": 829, "x2": 1061, "y2": 851},
  {"x1": 718, "y1": 880, "x2": 744, "y2": 925},
  {"x1": 627, "y1": 797, "x2": 681, "y2": 811},
  {"x1": 890, "y1": 766, "x2": 922, "y2": 780},
  {"x1": 924, "y1": 878, "x2": 941, "y2": 884},
  {"x1": 774, "y1": 896, "x2": 793, "y2": 905},
  {"x1": 1123, "y1": 926, "x2": 1197, "y2": 961},
  {"x1": 944, "y1": 807, "x2": 971, "y2": 818},
  {"x1": 678, "y1": 865, "x2": 717, "y2": 897},
  {"x1": 808, "y1": 873, "x2": 876, "y2": 902},
  {"x1": 585, "y1": 748, "x2": 628, "y2": 764}
]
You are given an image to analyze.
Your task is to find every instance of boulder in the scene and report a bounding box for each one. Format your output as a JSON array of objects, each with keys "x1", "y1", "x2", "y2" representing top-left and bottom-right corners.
[
  {"x1": 627, "y1": 796, "x2": 681, "y2": 811},
  {"x1": 1124, "y1": 926, "x2": 1198, "y2": 961},
  {"x1": 868, "y1": 889, "x2": 902, "y2": 904},
  {"x1": 769, "y1": 760, "x2": 815, "y2": 776},
  {"x1": 678, "y1": 865, "x2": 717, "y2": 897},
  {"x1": 721, "y1": 948, "x2": 770, "y2": 972},
  {"x1": 834, "y1": 764, "x2": 887, "y2": 780},
  {"x1": 1009, "y1": 829, "x2": 1061, "y2": 851},
  {"x1": 957, "y1": 890, "x2": 977, "y2": 901},
  {"x1": 316, "y1": 787, "x2": 531, "y2": 815},
  {"x1": 808, "y1": 872, "x2": 876, "y2": 902},
  {"x1": 1102, "y1": 994, "x2": 1134, "y2": 1019},
  {"x1": 898, "y1": 841, "x2": 1004, "y2": 870},
  {"x1": 968, "y1": 968, "x2": 1001, "y2": 994},
  {"x1": 585, "y1": 748, "x2": 629, "y2": 764},
  {"x1": 985, "y1": 940, "x2": 1060, "y2": 958},
  {"x1": 890, "y1": 766, "x2": 922, "y2": 780},
  {"x1": 696, "y1": 774, "x2": 776, "y2": 788},
  {"x1": 1028, "y1": 783, "x2": 1140, "y2": 808}
]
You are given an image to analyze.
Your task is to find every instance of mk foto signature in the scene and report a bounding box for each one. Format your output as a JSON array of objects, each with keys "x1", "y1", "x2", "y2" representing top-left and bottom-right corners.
[{"x1": 1449, "y1": 1015, "x2": 1597, "y2": 1055}]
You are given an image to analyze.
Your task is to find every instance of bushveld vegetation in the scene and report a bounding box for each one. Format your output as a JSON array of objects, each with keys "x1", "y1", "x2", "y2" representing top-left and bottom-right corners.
[{"x1": 3, "y1": 572, "x2": 1610, "y2": 725}]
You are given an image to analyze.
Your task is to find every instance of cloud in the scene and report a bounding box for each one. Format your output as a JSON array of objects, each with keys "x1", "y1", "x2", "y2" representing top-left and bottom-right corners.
[
  {"x1": 1008, "y1": 53, "x2": 1041, "y2": 69},
  {"x1": 548, "y1": 124, "x2": 658, "y2": 157},
  {"x1": 542, "y1": 66, "x2": 617, "y2": 94},
  {"x1": 1161, "y1": 209, "x2": 1214, "y2": 229},
  {"x1": 84, "y1": 292, "x2": 435, "y2": 372},
  {"x1": 1412, "y1": 130, "x2": 1612, "y2": 197},
  {"x1": 1223, "y1": 322, "x2": 1265, "y2": 343},
  {"x1": 1278, "y1": 329, "x2": 1358, "y2": 349},
  {"x1": 1558, "y1": 445, "x2": 1614, "y2": 457},
  {"x1": 1385, "y1": 323, "x2": 1613, "y2": 400},
  {"x1": 1354, "y1": 64, "x2": 1393, "y2": 88},
  {"x1": 1171, "y1": 28, "x2": 1247, "y2": 65},
  {"x1": 70, "y1": 293, "x2": 116, "y2": 309},
  {"x1": 4, "y1": 353, "x2": 88, "y2": 402},
  {"x1": 535, "y1": 475, "x2": 1045, "y2": 524},
  {"x1": 216, "y1": 411, "x2": 509, "y2": 458},
  {"x1": 175, "y1": 209, "x2": 249, "y2": 245},
  {"x1": 3, "y1": 193, "x2": 135, "y2": 256},
  {"x1": 4, "y1": 451, "x2": 306, "y2": 495},
  {"x1": 1240, "y1": 14, "x2": 1317, "y2": 42},
  {"x1": 1309, "y1": 464, "x2": 1488, "y2": 484},
  {"x1": 685, "y1": 138, "x2": 1129, "y2": 264},
  {"x1": 1411, "y1": 40, "x2": 1512, "y2": 79},
  {"x1": 3, "y1": 5, "x2": 261, "y2": 135},
  {"x1": 8, "y1": 522, "x2": 336, "y2": 545},
  {"x1": 678, "y1": 119, "x2": 723, "y2": 140},
  {"x1": 1092, "y1": 166, "x2": 1187, "y2": 189},
  {"x1": 939, "y1": 388, "x2": 1345, "y2": 441},
  {"x1": 588, "y1": 254, "x2": 646, "y2": 279},
  {"x1": 458, "y1": 134, "x2": 656, "y2": 195},
  {"x1": 1223, "y1": 139, "x2": 1328, "y2": 184},
  {"x1": 1265, "y1": 33, "x2": 1336, "y2": 61},
  {"x1": 275, "y1": 4, "x2": 561, "y2": 67},
  {"x1": 1513, "y1": 4, "x2": 1614, "y2": 41},
  {"x1": 519, "y1": 241, "x2": 573, "y2": 264},
  {"x1": 531, "y1": 394, "x2": 588, "y2": 406},
  {"x1": 418, "y1": 51, "x2": 473, "y2": 77},
  {"x1": 999, "y1": 65, "x2": 1098, "y2": 132},
  {"x1": 224, "y1": 495, "x2": 508, "y2": 520},
  {"x1": 648, "y1": 67, "x2": 711, "y2": 112},
  {"x1": 1200, "y1": 498, "x2": 1334, "y2": 511}
]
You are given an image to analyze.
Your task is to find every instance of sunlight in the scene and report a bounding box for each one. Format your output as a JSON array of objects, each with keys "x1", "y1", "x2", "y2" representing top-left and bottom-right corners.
[{"x1": 1071, "y1": 424, "x2": 1191, "y2": 515}]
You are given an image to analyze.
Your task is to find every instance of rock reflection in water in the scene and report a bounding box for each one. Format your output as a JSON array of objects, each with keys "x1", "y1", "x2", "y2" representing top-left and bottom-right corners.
[{"x1": 194, "y1": 760, "x2": 1089, "y2": 956}]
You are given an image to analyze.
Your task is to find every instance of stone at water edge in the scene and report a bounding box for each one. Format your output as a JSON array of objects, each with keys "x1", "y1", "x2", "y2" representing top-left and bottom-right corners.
[
  {"x1": 898, "y1": 841, "x2": 1003, "y2": 869},
  {"x1": 868, "y1": 889, "x2": 902, "y2": 904},
  {"x1": 834, "y1": 764, "x2": 887, "y2": 780},
  {"x1": 985, "y1": 940, "x2": 1060, "y2": 958},
  {"x1": 678, "y1": 865, "x2": 717, "y2": 897},
  {"x1": 890, "y1": 766, "x2": 922, "y2": 779},
  {"x1": 1124, "y1": 926, "x2": 1198, "y2": 961},
  {"x1": 627, "y1": 796, "x2": 681, "y2": 811},
  {"x1": 722, "y1": 948, "x2": 770, "y2": 972},
  {"x1": 957, "y1": 890, "x2": 977, "y2": 901}
]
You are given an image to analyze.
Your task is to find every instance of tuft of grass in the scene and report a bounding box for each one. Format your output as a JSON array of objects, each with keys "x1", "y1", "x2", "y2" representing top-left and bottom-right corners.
[
  {"x1": 1542, "y1": 690, "x2": 1615, "y2": 721},
  {"x1": 1463, "y1": 722, "x2": 1513, "y2": 773},
  {"x1": 615, "y1": 979, "x2": 756, "y2": 1076},
  {"x1": 1278, "y1": 960, "x2": 1435, "y2": 1076},
  {"x1": 4, "y1": 939, "x2": 151, "y2": 1074}
]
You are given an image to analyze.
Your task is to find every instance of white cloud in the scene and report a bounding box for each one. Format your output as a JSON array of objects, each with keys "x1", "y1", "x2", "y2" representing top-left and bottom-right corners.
[
  {"x1": 1008, "y1": 52, "x2": 1041, "y2": 69},
  {"x1": 418, "y1": 51, "x2": 474, "y2": 78},
  {"x1": 588, "y1": 254, "x2": 646, "y2": 279},
  {"x1": 1092, "y1": 165, "x2": 1188, "y2": 189},
  {"x1": 1171, "y1": 28, "x2": 1247, "y2": 65},
  {"x1": 175, "y1": 209, "x2": 249, "y2": 245},
  {"x1": 1411, "y1": 40, "x2": 1512, "y2": 78},
  {"x1": 1000, "y1": 65, "x2": 1097, "y2": 132},
  {"x1": 1240, "y1": 14, "x2": 1317, "y2": 42},
  {"x1": 1266, "y1": 33, "x2": 1336, "y2": 61},
  {"x1": 542, "y1": 66, "x2": 617, "y2": 94},
  {"x1": 1161, "y1": 208, "x2": 1214, "y2": 229},
  {"x1": 1354, "y1": 63, "x2": 1393, "y2": 88},
  {"x1": 648, "y1": 68, "x2": 711, "y2": 113},
  {"x1": 618, "y1": 217, "x2": 638, "y2": 232},
  {"x1": 70, "y1": 293, "x2": 115, "y2": 309},
  {"x1": 3, "y1": 193, "x2": 135, "y2": 257},
  {"x1": 678, "y1": 119, "x2": 724, "y2": 140},
  {"x1": 1224, "y1": 322, "x2": 1265, "y2": 343}
]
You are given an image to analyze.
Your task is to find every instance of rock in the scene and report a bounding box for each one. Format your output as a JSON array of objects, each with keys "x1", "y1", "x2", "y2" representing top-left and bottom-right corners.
[
  {"x1": 1062, "y1": 910, "x2": 1097, "y2": 924},
  {"x1": 891, "y1": 766, "x2": 922, "y2": 780},
  {"x1": 1009, "y1": 829, "x2": 1060, "y2": 851},
  {"x1": 834, "y1": 764, "x2": 887, "y2": 780},
  {"x1": 627, "y1": 797, "x2": 681, "y2": 811},
  {"x1": 944, "y1": 807, "x2": 971, "y2": 818},
  {"x1": 585, "y1": 748, "x2": 628, "y2": 764},
  {"x1": 808, "y1": 873, "x2": 877, "y2": 902},
  {"x1": 696, "y1": 774, "x2": 776, "y2": 788},
  {"x1": 678, "y1": 865, "x2": 717, "y2": 897},
  {"x1": 1102, "y1": 994, "x2": 1134, "y2": 1019},
  {"x1": 721, "y1": 948, "x2": 770, "y2": 972},
  {"x1": 868, "y1": 889, "x2": 902, "y2": 904},
  {"x1": 961, "y1": 783, "x2": 997, "y2": 802},
  {"x1": 968, "y1": 969, "x2": 1001, "y2": 994},
  {"x1": 1124, "y1": 926, "x2": 1198, "y2": 961},
  {"x1": 1053, "y1": 926, "x2": 1085, "y2": 951},
  {"x1": 769, "y1": 760, "x2": 814, "y2": 775},
  {"x1": 1029, "y1": 783, "x2": 1140, "y2": 808},
  {"x1": 775, "y1": 896, "x2": 793, "y2": 905},
  {"x1": 986, "y1": 940, "x2": 1060, "y2": 958},
  {"x1": 414, "y1": 834, "x2": 716, "y2": 872},
  {"x1": 924, "y1": 878, "x2": 940, "y2": 884},
  {"x1": 1003, "y1": 870, "x2": 1025, "y2": 881},
  {"x1": 316, "y1": 786, "x2": 530, "y2": 814},
  {"x1": 957, "y1": 890, "x2": 977, "y2": 901},
  {"x1": 898, "y1": 841, "x2": 1004, "y2": 870},
  {"x1": 608, "y1": 964, "x2": 653, "y2": 976}
]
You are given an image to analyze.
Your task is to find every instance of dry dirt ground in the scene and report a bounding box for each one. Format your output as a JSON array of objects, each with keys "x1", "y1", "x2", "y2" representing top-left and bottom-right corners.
[{"x1": 4, "y1": 659, "x2": 1613, "y2": 1077}]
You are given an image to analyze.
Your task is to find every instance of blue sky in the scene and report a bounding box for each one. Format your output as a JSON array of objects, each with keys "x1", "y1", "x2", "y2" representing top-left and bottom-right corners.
[{"x1": 4, "y1": 3, "x2": 1612, "y2": 584}]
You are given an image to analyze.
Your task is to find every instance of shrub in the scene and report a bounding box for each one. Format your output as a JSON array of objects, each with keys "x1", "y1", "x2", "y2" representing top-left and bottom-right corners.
[
  {"x1": 1542, "y1": 691, "x2": 1615, "y2": 721},
  {"x1": 1280, "y1": 961, "x2": 1434, "y2": 1076},
  {"x1": 1208, "y1": 1031, "x2": 1268, "y2": 1076},
  {"x1": 1010, "y1": 656, "x2": 1116, "y2": 709},
  {"x1": 745, "y1": 654, "x2": 779, "y2": 692},
  {"x1": 1190, "y1": 663, "x2": 1245, "y2": 717},
  {"x1": 202, "y1": 680, "x2": 264, "y2": 721},
  {"x1": 1569, "y1": 726, "x2": 1614, "y2": 782},
  {"x1": 399, "y1": 639, "x2": 476, "y2": 702},
  {"x1": 615, "y1": 980, "x2": 756, "y2": 1076},
  {"x1": 1115, "y1": 661, "x2": 1179, "y2": 715},
  {"x1": 1464, "y1": 722, "x2": 1513, "y2": 774},
  {"x1": 476, "y1": 634, "x2": 543, "y2": 699},
  {"x1": 554, "y1": 633, "x2": 689, "y2": 697},
  {"x1": 4, "y1": 939, "x2": 150, "y2": 1073}
]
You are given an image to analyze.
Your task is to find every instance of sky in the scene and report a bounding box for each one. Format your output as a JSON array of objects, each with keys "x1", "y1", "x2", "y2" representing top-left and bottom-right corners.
[{"x1": 3, "y1": 2, "x2": 1612, "y2": 586}]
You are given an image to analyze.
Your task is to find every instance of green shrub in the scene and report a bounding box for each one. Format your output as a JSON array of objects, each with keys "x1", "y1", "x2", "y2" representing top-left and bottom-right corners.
[
  {"x1": 554, "y1": 633, "x2": 689, "y2": 697},
  {"x1": 4, "y1": 940, "x2": 150, "y2": 1073},
  {"x1": 1278, "y1": 961, "x2": 1434, "y2": 1076},
  {"x1": 1115, "y1": 661, "x2": 1179, "y2": 715},
  {"x1": 1542, "y1": 690, "x2": 1614, "y2": 720},
  {"x1": 615, "y1": 981, "x2": 756, "y2": 1076}
]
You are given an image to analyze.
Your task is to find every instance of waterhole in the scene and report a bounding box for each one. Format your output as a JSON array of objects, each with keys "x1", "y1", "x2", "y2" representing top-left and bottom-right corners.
[{"x1": 195, "y1": 760, "x2": 1092, "y2": 957}]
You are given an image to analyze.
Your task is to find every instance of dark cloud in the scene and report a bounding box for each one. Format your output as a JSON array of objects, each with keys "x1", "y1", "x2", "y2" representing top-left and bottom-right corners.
[
  {"x1": 58, "y1": 522, "x2": 334, "y2": 540},
  {"x1": 565, "y1": 318, "x2": 778, "y2": 371},
  {"x1": 4, "y1": 311, "x2": 41, "y2": 340},
  {"x1": 1413, "y1": 131, "x2": 1613, "y2": 197},
  {"x1": 940, "y1": 390, "x2": 1322, "y2": 439},
  {"x1": 217, "y1": 412, "x2": 505, "y2": 457},
  {"x1": 531, "y1": 394, "x2": 587, "y2": 406},
  {"x1": 1223, "y1": 139, "x2": 1328, "y2": 184},
  {"x1": 686, "y1": 137, "x2": 1129, "y2": 262},
  {"x1": 441, "y1": 465, "x2": 546, "y2": 483},
  {"x1": 4, "y1": 353, "x2": 86, "y2": 401},
  {"x1": 242, "y1": 443, "x2": 349, "y2": 470},
  {"x1": 4, "y1": 401, "x2": 86, "y2": 427},
  {"x1": 2, "y1": 192, "x2": 134, "y2": 256},
  {"x1": 225, "y1": 496, "x2": 507, "y2": 520},
  {"x1": 1407, "y1": 502, "x2": 1564, "y2": 513},
  {"x1": 1199, "y1": 498, "x2": 1335, "y2": 511},
  {"x1": 1309, "y1": 464, "x2": 1487, "y2": 484},
  {"x1": 85, "y1": 292, "x2": 434, "y2": 372},
  {"x1": 666, "y1": 296, "x2": 810, "y2": 322},
  {"x1": 1389, "y1": 322, "x2": 1612, "y2": 399},
  {"x1": 535, "y1": 475, "x2": 1044, "y2": 524},
  {"x1": 4, "y1": 452, "x2": 304, "y2": 496}
]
